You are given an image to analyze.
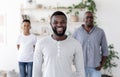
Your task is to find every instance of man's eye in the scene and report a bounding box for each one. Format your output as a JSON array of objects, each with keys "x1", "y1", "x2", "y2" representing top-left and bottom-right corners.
[
  {"x1": 61, "y1": 21, "x2": 66, "y2": 24},
  {"x1": 53, "y1": 22, "x2": 57, "y2": 24}
]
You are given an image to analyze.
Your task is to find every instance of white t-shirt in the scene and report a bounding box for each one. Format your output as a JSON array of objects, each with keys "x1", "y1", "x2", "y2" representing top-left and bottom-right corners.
[
  {"x1": 17, "y1": 33, "x2": 37, "y2": 62},
  {"x1": 33, "y1": 35, "x2": 85, "y2": 77}
]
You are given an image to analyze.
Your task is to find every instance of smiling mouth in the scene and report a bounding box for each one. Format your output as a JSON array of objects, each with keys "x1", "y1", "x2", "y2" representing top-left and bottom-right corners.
[{"x1": 57, "y1": 27, "x2": 64, "y2": 32}]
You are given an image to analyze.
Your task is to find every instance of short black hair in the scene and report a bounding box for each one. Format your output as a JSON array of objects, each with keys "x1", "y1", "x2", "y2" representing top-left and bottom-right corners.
[
  {"x1": 22, "y1": 19, "x2": 31, "y2": 24},
  {"x1": 85, "y1": 11, "x2": 93, "y2": 15},
  {"x1": 50, "y1": 11, "x2": 67, "y2": 20}
]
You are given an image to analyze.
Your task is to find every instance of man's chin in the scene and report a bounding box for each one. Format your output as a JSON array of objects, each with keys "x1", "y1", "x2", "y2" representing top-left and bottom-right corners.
[
  {"x1": 86, "y1": 24, "x2": 93, "y2": 27},
  {"x1": 56, "y1": 32, "x2": 65, "y2": 36}
]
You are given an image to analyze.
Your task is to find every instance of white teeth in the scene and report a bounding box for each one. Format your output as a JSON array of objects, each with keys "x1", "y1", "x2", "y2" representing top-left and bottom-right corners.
[{"x1": 57, "y1": 28, "x2": 63, "y2": 31}]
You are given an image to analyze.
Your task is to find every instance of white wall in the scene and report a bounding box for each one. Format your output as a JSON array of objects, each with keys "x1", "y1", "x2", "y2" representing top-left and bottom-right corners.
[
  {"x1": 0, "y1": 0, "x2": 21, "y2": 71},
  {"x1": 0, "y1": 0, "x2": 120, "y2": 77}
]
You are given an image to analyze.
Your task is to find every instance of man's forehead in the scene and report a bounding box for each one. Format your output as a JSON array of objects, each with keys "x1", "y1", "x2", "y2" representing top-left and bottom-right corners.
[{"x1": 52, "y1": 15, "x2": 66, "y2": 20}]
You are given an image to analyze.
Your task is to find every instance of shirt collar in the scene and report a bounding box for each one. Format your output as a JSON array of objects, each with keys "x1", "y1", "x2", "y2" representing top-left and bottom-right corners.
[{"x1": 81, "y1": 25, "x2": 96, "y2": 34}]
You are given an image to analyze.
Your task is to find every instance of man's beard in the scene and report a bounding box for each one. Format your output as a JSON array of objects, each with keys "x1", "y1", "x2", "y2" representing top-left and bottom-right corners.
[
  {"x1": 86, "y1": 22, "x2": 93, "y2": 27},
  {"x1": 52, "y1": 27, "x2": 66, "y2": 36}
]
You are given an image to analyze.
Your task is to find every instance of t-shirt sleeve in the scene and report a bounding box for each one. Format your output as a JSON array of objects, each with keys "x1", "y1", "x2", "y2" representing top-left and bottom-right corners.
[
  {"x1": 73, "y1": 42, "x2": 85, "y2": 77},
  {"x1": 32, "y1": 40, "x2": 43, "y2": 77}
]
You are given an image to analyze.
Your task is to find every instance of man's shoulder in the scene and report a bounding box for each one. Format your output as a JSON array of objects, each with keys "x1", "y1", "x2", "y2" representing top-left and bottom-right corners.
[
  {"x1": 30, "y1": 34, "x2": 37, "y2": 38},
  {"x1": 68, "y1": 36, "x2": 76, "y2": 41},
  {"x1": 95, "y1": 26, "x2": 105, "y2": 32},
  {"x1": 95, "y1": 26, "x2": 103, "y2": 30},
  {"x1": 68, "y1": 36, "x2": 82, "y2": 45},
  {"x1": 75, "y1": 26, "x2": 82, "y2": 31},
  {"x1": 37, "y1": 36, "x2": 50, "y2": 42},
  {"x1": 73, "y1": 26, "x2": 83, "y2": 35}
]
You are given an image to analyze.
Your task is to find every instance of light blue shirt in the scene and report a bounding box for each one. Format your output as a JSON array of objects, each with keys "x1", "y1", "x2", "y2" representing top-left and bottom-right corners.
[{"x1": 73, "y1": 26, "x2": 108, "y2": 68}]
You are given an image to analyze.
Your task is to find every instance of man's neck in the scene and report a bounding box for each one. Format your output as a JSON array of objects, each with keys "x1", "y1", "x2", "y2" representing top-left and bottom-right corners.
[
  {"x1": 23, "y1": 32, "x2": 30, "y2": 36},
  {"x1": 52, "y1": 34, "x2": 67, "y2": 41},
  {"x1": 82, "y1": 24, "x2": 94, "y2": 33}
]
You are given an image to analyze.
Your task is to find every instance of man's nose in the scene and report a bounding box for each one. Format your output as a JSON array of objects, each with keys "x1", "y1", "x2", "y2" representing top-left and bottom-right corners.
[{"x1": 57, "y1": 23, "x2": 62, "y2": 26}]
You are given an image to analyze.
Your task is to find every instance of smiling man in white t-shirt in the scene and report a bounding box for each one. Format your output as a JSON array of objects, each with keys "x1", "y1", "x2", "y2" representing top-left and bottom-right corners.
[{"x1": 32, "y1": 11, "x2": 85, "y2": 77}]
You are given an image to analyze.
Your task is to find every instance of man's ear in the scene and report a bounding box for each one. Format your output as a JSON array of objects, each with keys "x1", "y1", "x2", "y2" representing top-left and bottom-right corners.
[
  {"x1": 30, "y1": 26, "x2": 31, "y2": 29},
  {"x1": 83, "y1": 17, "x2": 85, "y2": 22}
]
